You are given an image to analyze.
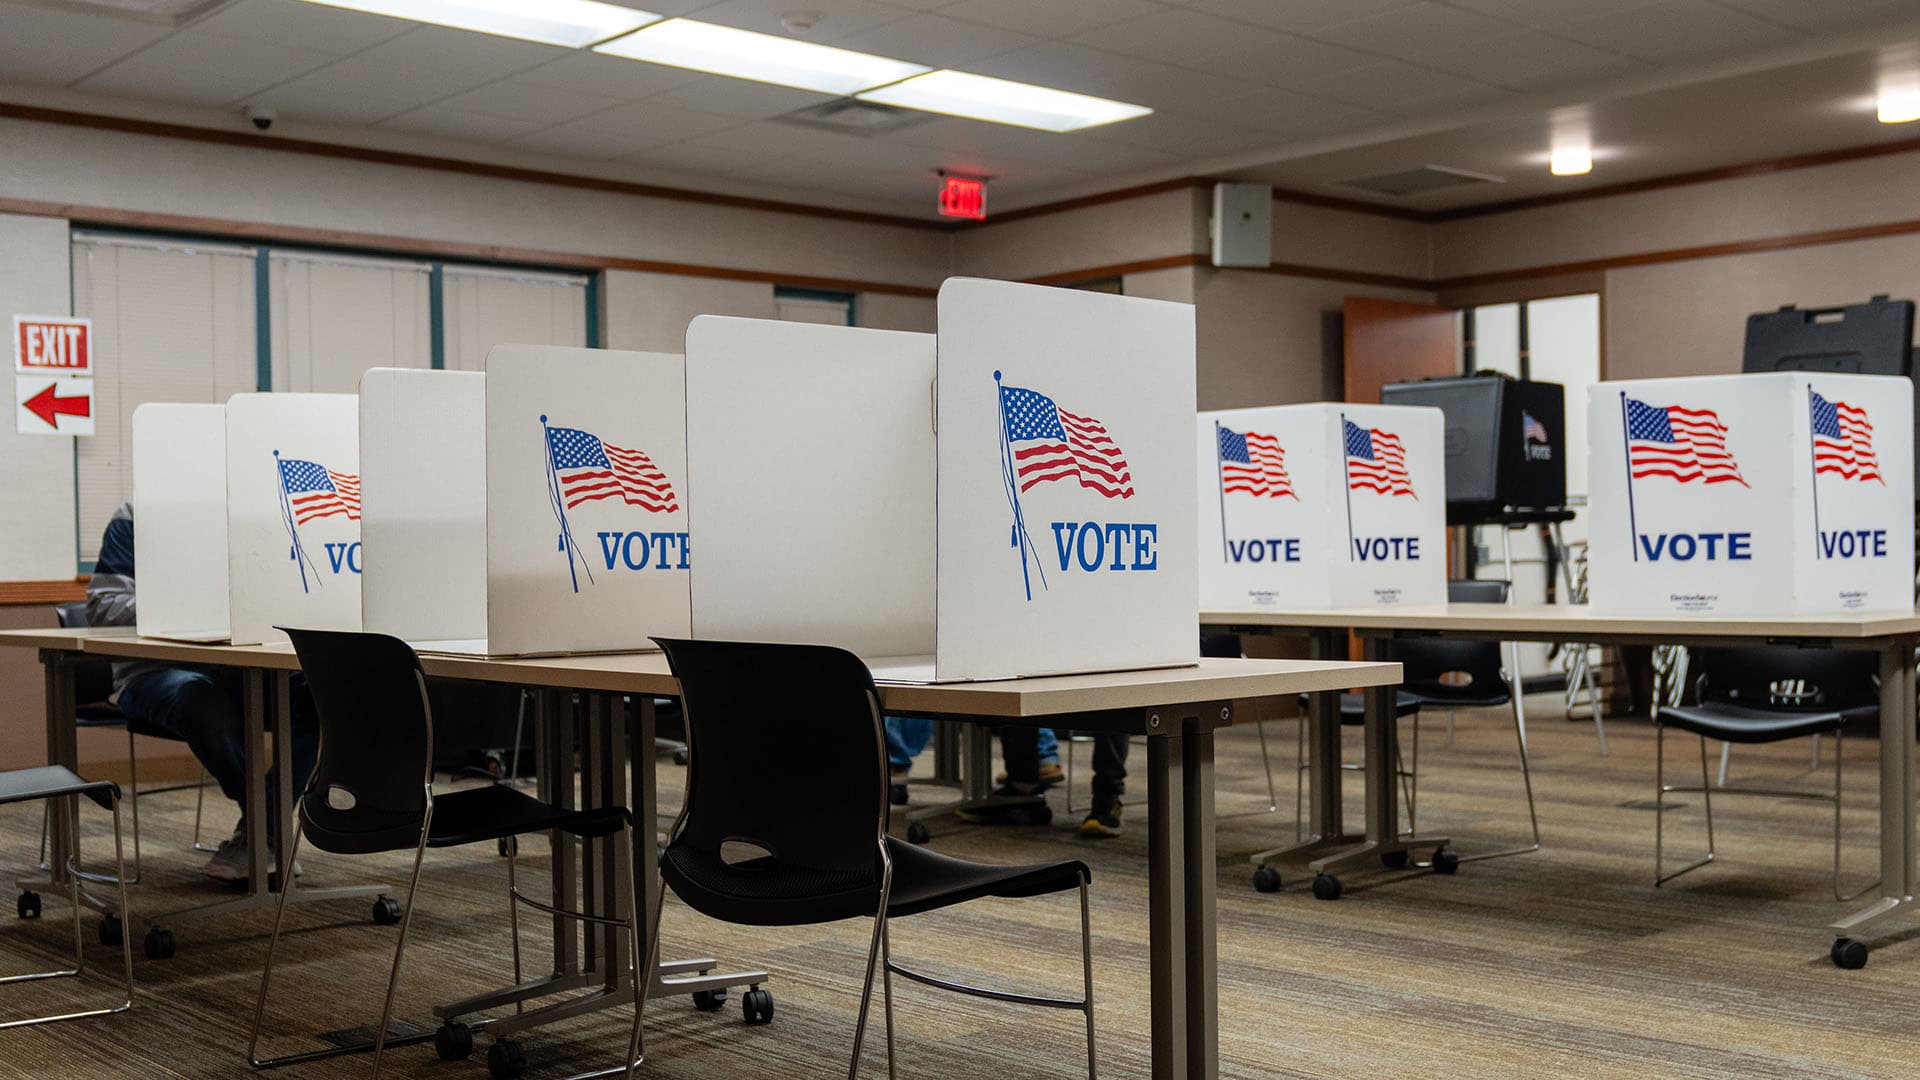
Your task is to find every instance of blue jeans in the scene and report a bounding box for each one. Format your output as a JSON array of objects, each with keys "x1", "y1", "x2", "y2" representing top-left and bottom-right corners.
[
  {"x1": 118, "y1": 667, "x2": 318, "y2": 841},
  {"x1": 887, "y1": 718, "x2": 1059, "y2": 770}
]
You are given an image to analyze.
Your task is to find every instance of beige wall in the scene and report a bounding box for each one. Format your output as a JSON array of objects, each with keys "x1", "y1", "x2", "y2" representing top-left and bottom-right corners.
[
  {"x1": 952, "y1": 187, "x2": 1204, "y2": 282},
  {"x1": 0, "y1": 213, "x2": 77, "y2": 579},
  {"x1": 854, "y1": 292, "x2": 937, "y2": 333},
  {"x1": 602, "y1": 270, "x2": 775, "y2": 354}
]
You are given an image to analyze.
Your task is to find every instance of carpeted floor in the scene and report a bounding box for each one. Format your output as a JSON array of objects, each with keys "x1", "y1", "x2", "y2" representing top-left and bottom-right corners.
[{"x1": 1, "y1": 700, "x2": 1917, "y2": 1079}]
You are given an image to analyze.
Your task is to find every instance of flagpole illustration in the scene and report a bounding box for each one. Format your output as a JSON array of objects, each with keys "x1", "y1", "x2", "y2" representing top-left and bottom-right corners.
[
  {"x1": 1619, "y1": 392, "x2": 1641, "y2": 562},
  {"x1": 274, "y1": 450, "x2": 319, "y2": 594},
  {"x1": 1214, "y1": 421, "x2": 1233, "y2": 561},
  {"x1": 542, "y1": 415, "x2": 593, "y2": 593},
  {"x1": 1338, "y1": 413, "x2": 1356, "y2": 562},
  {"x1": 995, "y1": 370, "x2": 1046, "y2": 602},
  {"x1": 1807, "y1": 386, "x2": 1823, "y2": 556}
]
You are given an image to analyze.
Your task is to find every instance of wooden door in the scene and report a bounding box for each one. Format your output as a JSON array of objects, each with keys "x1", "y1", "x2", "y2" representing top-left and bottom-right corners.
[{"x1": 1342, "y1": 296, "x2": 1458, "y2": 403}]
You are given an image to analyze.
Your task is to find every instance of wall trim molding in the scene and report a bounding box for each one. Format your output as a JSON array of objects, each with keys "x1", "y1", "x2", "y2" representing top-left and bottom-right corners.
[
  {"x1": 0, "y1": 197, "x2": 939, "y2": 298},
  {"x1": 0, "y1": 579, "x2": 86, "y2": 606}
]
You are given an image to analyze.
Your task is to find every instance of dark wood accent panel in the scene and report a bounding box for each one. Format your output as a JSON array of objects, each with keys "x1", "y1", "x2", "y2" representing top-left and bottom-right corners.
[
  {"x1": 0, "y1": 579, "x2": 86, "y2": 606},
  {"x1": 0, "y1": 197, "x2": 939, "y2": 298},
  {"x1": 1023, "y1": 253, "x2": 1431, "y2": 291},
  {"x1": 1341, "y1": 296, "x2": 1458, "y2": 404},
  {"x1": 0, "y1": 101, "x2": 941, "y2": 232}
]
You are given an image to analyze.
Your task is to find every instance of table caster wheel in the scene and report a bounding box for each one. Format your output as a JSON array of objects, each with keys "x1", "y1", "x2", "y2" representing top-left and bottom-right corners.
[
  {"x1": 1380, "y1": 850, "x2": 1409, "y2": 870},
  {"x1": 143, "y1": 927, "x2": 176, "y2": 960},
  {"x1": 672, "y1": 747, "x2": 690, "y2": 766},
  {"x1": 1311, "y1": 874, "x2": 1342, "y2": 901},
  {"x1": 435, "y1": 1021, "x2": 474, "y2": 1061},
  {"x1": 1251, "y1": 866, "x2": 1282, "y2": 893},
  {"x1": 371, "y1": 896, "x2": 402, "y2": 926},
  {"x1": 742, "y1": 987, "x2": 774, "y2": 1025},
  {"x1": 99, "y1": 914, "x2": 123, "y2": 947},
  {"x1": 487, "y1": 1038, "x2": 527, "y2": 1079},
  {"x1": 1019, "y1": 802, "x2": 1054, "y2": 826},
  {"x1": 692, "y1": 988, "x2": 728, "y2": 1012},
  {"x1": 890, "y1": 783, "x2": 909, "y2": 806},
  {"x1": 1431, "y1": 848, "x2": 1460, "y2": 875},
  {"x1": 17, "y1": 891, "x2": 40, "y2": 919},
  {"x1": 906, "y1": 822, "x2": 930, "y2": 845},
  {"x1": 1832, "y1": 938, "x2": 1869, "y2": 970}
]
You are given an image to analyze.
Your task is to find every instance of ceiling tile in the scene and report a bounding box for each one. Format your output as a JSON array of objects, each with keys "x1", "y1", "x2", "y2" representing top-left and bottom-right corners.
[
  {"x1": 1069, "y1": 110, "x2": 1297, "y2": 156},
  {"x1": 1714, "y1": 0, "x2": 1919, "y2": 32},
  {"x1": 267, "y1": 27, "x2": 565, "y2": 106},
  {"x1": 1181, "y1": 0, "x2": 1431, "y2": 34},
  {"x1": 1552, "y1": 0, "x2": 1808, "y2": 62},
  {"x1": 188, "y1": 0, "x2": 413, "y2": 55},
  {"x1": 680, "y1": 0, "x2": 914, "y2": 42},
  {"x1": 502, "y1": 123, "x2": 667, "y2": 160},
  {"x1": 1205, "y1": 86, "x2": 1392, "y2": 137},
  {"x1": 436, "y1": 80, "x2": 627, "y2": 123},
  {"x1": 682, "y1": 119, "x2": 865, "y2": 157},
  {"x1": 1421, "y1": 29, "x2": 1649, "y2": 89},
  {"x1": 1437, "y1": 0, "x2": 1647, "y2": 28},
  {"x1": 1303, "y1": 60, "x2": 1517, "y2": 115},
  {"x1": 269, "y1": 84, "x2": 417, "y2": 125},
  {"x1": 831, "y1": 13, "x2": 1037, "y2": 67},
  {"x1": 373, "y1": 106, "x2": 545, "y2": 143},
  {"x1": 569, "y1": 100, "x2": 745, "y2": 140},
  {"x1": 510, "y1": 51, "x2": 705, "y2": 100},
  {"x1": 1073, "y1": 9, "x2": 1377, "y2": 88},
  {"x1": 0, "y1": 5, "x2": 169, "y2": 86},
  {"x1": 646, "y1": 75, "x2": 838, "y2": 119},
  {"x1": 1310, "y1": 3, "x2": 1541, "y2": 62},
  {"x1": 75, "y1": 32, "x2": 341, "y2": 107},
  {"x1": 966, "y1": 42, "x2": 1265, "y2": 113},
  {"x1": 617, "y1": 141, "x2": 774, "y2": 175},
  {"x1": 935, "y1": 0, "x2": 1169, "y2": 39}
]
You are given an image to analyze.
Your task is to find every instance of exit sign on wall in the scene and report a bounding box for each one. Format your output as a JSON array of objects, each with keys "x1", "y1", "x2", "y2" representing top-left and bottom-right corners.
[{"x1": 938, "y1": 176, "x2": 986, "y2": 220}]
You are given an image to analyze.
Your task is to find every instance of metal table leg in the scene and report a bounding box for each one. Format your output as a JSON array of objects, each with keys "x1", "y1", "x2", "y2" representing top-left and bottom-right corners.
[
  {"x1": 1830, "y1": 635, "x2": 1920, "y2": 959},
  {"x1": 19, "y1": 650, "x2": 81, "y2": 899},
  {"x1": 1308, "y1": 641, "x2": 1449, "y2": 878},
  {"x1": 1250, "y1": 629, "x2": 1361, "y2": 871},
  {"x1": 1147, "y1": 702, "x2": 1227, "y2": 1080}
]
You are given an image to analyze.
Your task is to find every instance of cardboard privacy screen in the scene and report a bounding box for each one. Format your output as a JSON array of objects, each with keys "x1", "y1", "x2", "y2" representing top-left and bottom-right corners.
[
  {"x1": 684, "y1": 316, "x2": 936, "y2": 660},
  {"x1": 132, "y1": 403, "x2": 231, "y2": 642},
  {"x1": 1587, "y1": 372, "x2": 1914, "y2": 615},
  {"x1": 484, "y1": 344, "x2": 690, "y2": 656},
  {"x1": 936, "y1": 278, "x2": 1198, "y2": 680},
  {"x1": 359, "y1": 368, "x2": 485, "y2": 644},
  {"x1": 225, "y1": 393, "x2": 362, "y2": 645},
  {"x1": 1197, "y1": 403, "x2": 1447, "y2": 611}
]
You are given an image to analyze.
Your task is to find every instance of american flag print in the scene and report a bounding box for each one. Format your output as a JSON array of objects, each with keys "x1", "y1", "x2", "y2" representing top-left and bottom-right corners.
[
  {"x1": 277, "y1": 458, "x2": 360, "y2": 524},
  {"x1": 1523, "y1": 411, "x2": 1549, "y2": 445},
  {"x1": 1217, "y1": 425, "x2": 1296, "y2": 499},
  {"x1": 546, "y1": 425, "x2": 679, "y2": 512},
  {"x1": 1624, "y1": 397, "x2": 1747, "y2": 487},
  {"x1": 1810, "y1": 391, "x2": 1881, "y2": 483},
  {"x1": 1342, "y1": 418, "x2": 1415, "y2": 498},
  {"x1": 1000, "y1": 384, "x2": 1134, "y2": 499}
]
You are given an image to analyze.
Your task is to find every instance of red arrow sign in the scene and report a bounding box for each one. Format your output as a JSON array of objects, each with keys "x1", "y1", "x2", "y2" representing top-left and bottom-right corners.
[{"x1": 23, "y1": 381, "x2": 90, "y2": 428}]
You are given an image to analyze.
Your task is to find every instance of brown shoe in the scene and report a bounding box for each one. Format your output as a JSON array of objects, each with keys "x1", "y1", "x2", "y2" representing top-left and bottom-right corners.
[{"x1": 993, "y1": 761, "x2": 1064, "y2": 787}]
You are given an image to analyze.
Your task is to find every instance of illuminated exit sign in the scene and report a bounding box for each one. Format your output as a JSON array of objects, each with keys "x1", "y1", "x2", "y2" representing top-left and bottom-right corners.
[{"x1": 938, "y1": 175, "x2": 986, "y2": 220}]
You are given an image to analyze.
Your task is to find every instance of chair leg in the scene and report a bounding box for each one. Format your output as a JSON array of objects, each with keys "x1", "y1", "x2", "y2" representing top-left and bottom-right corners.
[
  {"x1": 1293, "y1": 712, "x2": 1307, "y2": 843},
  {"x1": 1407, "y1": 710, "x2": 1420, "y2": 835},
  {"x1": 192, "y1": 768, "x2": 218, "y2": 852},
  {"x1": 506, "y1": 842, "x2": 525, "y2": 1016},
  {"x1": 125, "y1": 726, "x2": 142, "y2": 883},
  {"x1": 620, "y1": 823, "x2": 648, "y2": 1078},
  {"x1": 1654, "y1": 722, "x2": 1666, "y2": 885},
  {"x1": 1252, "y1": 717, "x2": 1278, "y2": 815},
  {"x1": 627, "y1": 873, "x2": 668, "y2": 1077},
  {"x1": 248, "y1": 821, "x2": 306, "y2": 1067},
  {"x1": 1697, "y1": 735, "x2": 1716, "y2": 861},
  {"x1": 1079, "y1": 879, "x2": 1097, "y2": 1080},
  {"x1": 368, "y1": 815, "x2": 432, "y2": 1080},
  {"x1": 847, "y1": 877, "x2": 893, "y2": 1080},
  {"x1": 1717, "y1": 742, "x2": 1731, "y2": 788},
  {"x1": 879, "y1": 919, "x2": 897, "y2": 1080},
  {"x1": 108, "y1": 796, "x2": 134, "y2": 1013}
]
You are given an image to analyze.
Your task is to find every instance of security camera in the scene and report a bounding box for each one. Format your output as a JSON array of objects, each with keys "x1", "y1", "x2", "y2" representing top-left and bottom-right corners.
[{"x1": 243, "y1": 104, "x2": 276, "y2": 131}]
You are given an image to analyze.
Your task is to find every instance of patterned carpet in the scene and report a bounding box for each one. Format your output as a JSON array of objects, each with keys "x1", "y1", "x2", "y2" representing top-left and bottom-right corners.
[{"x1": 0, "y1": 700, "x2": 1915, "y2": 1079}]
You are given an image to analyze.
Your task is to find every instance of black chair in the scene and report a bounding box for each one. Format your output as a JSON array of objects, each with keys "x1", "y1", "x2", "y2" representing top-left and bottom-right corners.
[
  {"x1": 1654, "y1": 646, "x2": 1877, "y2": 901},
  {"x1": 251, "y1": 629, "x2": 644, "y2": 1080},
  {"x1": 651, "y1": 638, "x2": 1097, "y2": 1079},
  {"x1": 2, "y1": 766, "x2": 133, "y2": 1030}
]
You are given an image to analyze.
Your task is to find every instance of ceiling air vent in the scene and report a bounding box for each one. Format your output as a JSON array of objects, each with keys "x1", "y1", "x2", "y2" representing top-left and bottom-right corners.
[
  {"x1": 774, "y1": 98, "x2": 933, "y2": 138},
  {"x1": 1338, "y1": 165, "x2": 1505, "y2": 198}
]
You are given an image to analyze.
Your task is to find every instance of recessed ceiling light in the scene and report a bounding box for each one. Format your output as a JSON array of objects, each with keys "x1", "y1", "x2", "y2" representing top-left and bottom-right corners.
[
  {"x1": 595, "y1": 19, "x2": 929, "y2": 96},
  {"x1": 857, "y1": 70, "x2": 1151, "y2": 133},
  {"x1": 1548, "y1": 146, "x2": 1592, "y2": 176},
  {"x1": 293, "y1": 0, "x2": 659, "y2": 47},
  {"x1": 1879, "y1": 89, "x2": 1920, "y2": 123}
]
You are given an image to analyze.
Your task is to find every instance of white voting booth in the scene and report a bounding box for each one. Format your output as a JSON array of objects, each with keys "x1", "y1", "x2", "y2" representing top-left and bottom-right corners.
[
  {"x1": 225, "y1": 393, "x2": 363, "y2": 645},
  {"x1": 131, "y1": 403, "x2": 231, "y2": 641},
  {"x1": 1196, "y1": 403, "x2": 1447, "y2": 611},
  {"x1": 358, "y1": 345, "x2": 690, "y2": 656},
  {"x1": 686, "y1": 277, "x2": 1198, "y2": 683},
  {"x1": 1587, "y1": 372, "x2": 1914, "y2": 615}
]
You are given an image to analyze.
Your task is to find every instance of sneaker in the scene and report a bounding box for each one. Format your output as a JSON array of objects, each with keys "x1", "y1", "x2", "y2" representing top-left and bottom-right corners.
[
  {"x1": 1079, "y1": 797, "x2": 1123, "y2": 838},
  {"x1": 202, "y1": 827, "x2": 304, "y2": 882},
  {"x1": 992, "y1": 761, "x2": 1065, "y2": 787},
  {"x1": 956, "y1": 784, "x2": 1050, "y2": 825}
]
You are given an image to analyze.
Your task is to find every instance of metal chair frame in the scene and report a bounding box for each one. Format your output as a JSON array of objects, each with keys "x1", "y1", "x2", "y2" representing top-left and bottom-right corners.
[{"x1": 4, "y1": 777, "x2": 134, "y2": 1031}]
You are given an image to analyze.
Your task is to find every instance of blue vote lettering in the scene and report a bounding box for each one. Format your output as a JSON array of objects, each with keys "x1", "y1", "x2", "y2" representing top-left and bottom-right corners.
[
  {"x1": 1819, "y1": 529, "x2": 1888, "y2": 559},
  {"x1": 1637, "y1": 532, "x2": 1752, "y2": 561},
  {"x1": 1351, "y1": 536, "x2": 1420, "y2": 561},
  {"x1": 1227, "y1": 538, "x2": 1301, "y2": 563},
  {"x1": 596, "y1": 531, "x2": 691, "y2": 571},
  {"x1": 1050, "y1": 522, "x2": 1159, "y2": 572},
  {"x1": 324, "y1": 542, "x2": 361, "y2": 575}
]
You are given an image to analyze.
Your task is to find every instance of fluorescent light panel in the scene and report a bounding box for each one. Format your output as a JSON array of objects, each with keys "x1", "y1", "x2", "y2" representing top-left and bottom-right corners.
[
  {"x1": 596, "y1": 19, "x2": 928, "y2": 96},
  {"x1": 1880, "y1": 89, "x2": 1920, "y2": 123},
  {"x1": 858, "y1": 70, "x2": 1151, "y2": 132},
  {"x1": 295, "y1": 0, "x2": 659, "y2": 47},
  {"x1": 1548, "y1": 146, "x2": 1592, "y2": 176}
]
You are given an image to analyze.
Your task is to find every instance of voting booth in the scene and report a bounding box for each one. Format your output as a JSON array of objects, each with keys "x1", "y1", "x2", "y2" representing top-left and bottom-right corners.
[
  {"x1": 358, "y1": 346, "x2": 690, "y2": 657},
  {"x1": 1587, "y1": 372, "x2": 1914, "y2": 615},
  {"x1": 131, "y1": 403, "x2": 232, "y2": 641},
  {"x1": 225, "y1": 393, "x2": 363, "y2": 645},
  {"x1": 686, "y1": 277, "x2": 1198, "y2": 683},
  {"x1": 1197, "y1": 403, "x2": 1447, "y2": 610}
]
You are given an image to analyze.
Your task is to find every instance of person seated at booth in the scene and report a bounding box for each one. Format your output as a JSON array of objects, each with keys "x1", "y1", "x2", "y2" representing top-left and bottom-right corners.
[
  {"x1": 888, "y1": 719, "x2": 1063, "y2": 786},
  {"x1": 86, "y1": 502, "x2": 319, "y2": 882},
  {"x1": 964, "y1": 727, "x2": 1126, "y2": 837}
]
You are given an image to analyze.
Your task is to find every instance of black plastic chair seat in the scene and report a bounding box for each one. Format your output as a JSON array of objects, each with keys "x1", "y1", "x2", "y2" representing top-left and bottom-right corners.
[
  {"x1": 305, "y1": 784, "x2": 630, "y2": 856},
  {"x1": 76, "y1": 705, "x2": 127, "y2": 727},
  {"x1": 0, "y1": 765, "x2": 118, "y2": 810},
  {"x1": 662, "y1": 838, "x2": 1089, "y2": 927},
  {"x1": 1399, "y1": 686, "x2": 1512, "y2": 709},
  {"x1": 1295, "y1": 691, "x2": 1421, "y2": 724},
  {"x1": 1657, "y1": 702, "x2": 1866, "y2": 744}
]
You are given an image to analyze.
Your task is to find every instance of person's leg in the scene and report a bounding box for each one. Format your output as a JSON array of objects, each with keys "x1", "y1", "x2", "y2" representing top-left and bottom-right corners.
[
  {"x1": 1080, "y1": 733, "x2": 1130, "y2": 837},
  {"x1": 998, "y1": 725, "x2": 1042, "y2": 789},
  {"x1": 118, "y1": 668, "x2": 246, "y2": 805},
  {"x1": 1036, "y1": 727, "x2": 1060, "y2": 764},
  {"x1": 885, "y1": 716, "x2": 934, "y2": 773}
]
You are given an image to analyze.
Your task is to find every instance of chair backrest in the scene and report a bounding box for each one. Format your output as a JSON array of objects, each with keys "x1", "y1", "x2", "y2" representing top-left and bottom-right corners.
[
  {"x1": 1395, "y1": 579, "x2": 1510, "y2": 698},
  {"x1": 1693, "y1": 646, "x2": 1877, "y2": 710},
  {"x1": 1199, "y1": 631, "x2": 1242, "y2": 659},
  {"x1": 54, "y1": 602, "x2": 116, "y2": 710},
  {"x1": 654, "y1": 638, "x2": 887, "y2": 876},
  {"x1": 281, "y1": 627, "x2": 434, "y2": 853}
]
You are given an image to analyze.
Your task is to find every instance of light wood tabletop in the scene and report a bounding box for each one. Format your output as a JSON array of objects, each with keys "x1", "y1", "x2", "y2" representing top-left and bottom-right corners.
[{"x1": 1203, "y1": 603, "x2": 1920, "y2": 640}]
